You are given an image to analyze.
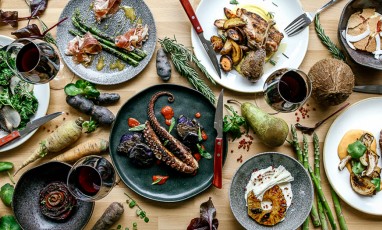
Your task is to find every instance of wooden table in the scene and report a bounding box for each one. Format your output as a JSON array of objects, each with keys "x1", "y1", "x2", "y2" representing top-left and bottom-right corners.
[{"x1": 1, "y1": 0, "x2": 382, "y2": 229}]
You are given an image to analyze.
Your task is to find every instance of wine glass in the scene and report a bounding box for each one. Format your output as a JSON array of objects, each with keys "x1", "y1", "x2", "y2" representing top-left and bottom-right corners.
[
  {"x1": 67, "y1": 155, "x2": 116, "y2": 202},
  {"x1": 263, "y1": 68, "x2": 312, "y2": 113},
  {"x1": 5, "y1": 38, "x2": 60, "y2": 84}
]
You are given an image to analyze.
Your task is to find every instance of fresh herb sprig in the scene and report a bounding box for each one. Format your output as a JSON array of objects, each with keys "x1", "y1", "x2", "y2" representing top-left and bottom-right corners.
[
  {"x1": 223, "y1": 104, "x2": 247, "y2": 140},
  {"x1": 315, "y1": 14, "x2": 346, "y2": 61},
  {"x1": 230, "y1": 0, "x2": 239, "y2": 5},
  {"x1": 124, "y1": 193, "x2": 150, "y2": 223},
  {"x1": 82, "y1": 118, "x2": 98, "y2": 133},
  {"x1": 159, "y1": 37, "x2": 216, "y2": 104}
]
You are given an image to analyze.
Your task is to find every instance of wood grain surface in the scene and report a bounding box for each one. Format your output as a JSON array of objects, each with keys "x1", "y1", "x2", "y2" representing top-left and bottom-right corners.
[{"x1": 1, "y1": 0, "x2": 382, "y2": 229}]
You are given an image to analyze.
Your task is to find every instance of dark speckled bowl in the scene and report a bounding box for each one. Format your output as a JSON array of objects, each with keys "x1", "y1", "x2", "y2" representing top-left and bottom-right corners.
[
  {"x1": 229, "y1": 152, "x2": 313, "y2": 230},
  {"x1": 12, "y1": 161, "x2": 94, "y2": 230},
  {"x1": 338, "y1": 0, "x2": 382, "y2": 70}
]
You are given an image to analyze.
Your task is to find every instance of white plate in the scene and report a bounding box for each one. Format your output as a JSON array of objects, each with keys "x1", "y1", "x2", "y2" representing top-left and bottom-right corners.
[
  {"x1": 0, "y1": 35, "x2": 50, "y2": 152},
  {"x1": 323, "y1": 98, "x2": 382, "y2": 215},
  {"x1": 192, "y1": 0, "x2": 309, "y2": 93}
]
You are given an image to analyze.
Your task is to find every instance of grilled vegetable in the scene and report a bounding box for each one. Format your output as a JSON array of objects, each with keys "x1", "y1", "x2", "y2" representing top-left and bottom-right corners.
[
  {"x1": 231, "y1": 40, "x2": 243, "y2": 65},
  {"x1": 210, "y1": 35, "x2": 224, "y2": 52},
  {"x1": 220, "y1": 55, "x2": 233, "y2": 72},
  {"x1": 224, "y1": 7, "x2": 237, "y2": 19},
  {"x1": 223, "y1": 18, "x2": 246, "y2": 29},
  {"x1": 117, "y1": 133, "x2": 155, "y2": 168},
  {"x1": 220, "y1": 39, "x2": 233, "y2": 55},
  {"x1": 350, "y1": 173, "x2": 376, "y2": 196},
  {"x1": 226, "y1": 28, "x2": 244, "y2": 44},
  {"x1": 214, "y1": 19, "x2": 226, "y2": 29}
]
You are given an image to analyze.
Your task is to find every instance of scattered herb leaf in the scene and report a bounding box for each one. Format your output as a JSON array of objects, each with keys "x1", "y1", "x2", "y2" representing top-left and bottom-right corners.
[
  {"x1": 223, "y1": 104, "x2": 247, "y2": 140},
  {"x1": 124, "y1": 193, "x2": 150, "y2": 223},
  {"x1": 168, "y1": 117, "x2": 176, "y2": 133},
  {"x1": 230, "y1": 0, "x2": 239, "y2": 5},
  {"x1": 82, "y1": 118, "x2": 99, "y2": 133},
  {"x1": 197, "y1": 144, "x2": 212, "y2": 159},
  {"x1": 30, "y1": 0, "x2": 48, "y2": 17},
  {"x1": 64, "y1": 79, "x2": 100, "y2": 98},
  {"x1": 152, "y1": 175, "x2": 169, "y2": 185},
  {"x1": 187, "y1": 197, "x2": 218, "y2": 230},
  {"x1": 129, "y1": 124, "x2": 146, "y2": 132}
]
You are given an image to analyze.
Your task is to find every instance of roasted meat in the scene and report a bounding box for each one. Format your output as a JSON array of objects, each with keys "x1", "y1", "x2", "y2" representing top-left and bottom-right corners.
[{"x1": 237, "y1": 8, "x2": 283, "y2": 54}]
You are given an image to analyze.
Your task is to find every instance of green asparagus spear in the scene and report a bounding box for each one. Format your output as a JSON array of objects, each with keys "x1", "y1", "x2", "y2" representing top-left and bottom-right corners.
[
  {"x1": 331, "y1": 187, "x2": 348, "y2": 230},
  {"x1": 303, "y1": 135, "x2": 321, "y2": 227},
  {"x1": 69, "y1": 30, "x2": 139, "y2": 67},
  {"x1": 71, "y1": 16, "x2": 144, "y2": 61},
  {"x1": 314, "y1": 132, "x2": 329, "y2": 230}
]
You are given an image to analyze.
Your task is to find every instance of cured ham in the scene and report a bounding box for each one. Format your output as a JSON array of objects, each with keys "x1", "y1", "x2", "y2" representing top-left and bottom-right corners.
[
  {"x1": 65, "y1": 32, "x2": 102, "y2": 64},
  {"x1": 115, "y1": 24, "x2": 149, "y2": 51},
  {"x1": 93, "y1": 0, "x2": 121, "y2": 22}
]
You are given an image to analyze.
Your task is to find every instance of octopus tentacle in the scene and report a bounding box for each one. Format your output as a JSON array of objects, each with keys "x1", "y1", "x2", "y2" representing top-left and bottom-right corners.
[
  {"x1": 147, "y1": 91, "x2": 198, "y2": 170},
  {"x1": 143, "y1": 121, "x2": 197, "y2": 174}
]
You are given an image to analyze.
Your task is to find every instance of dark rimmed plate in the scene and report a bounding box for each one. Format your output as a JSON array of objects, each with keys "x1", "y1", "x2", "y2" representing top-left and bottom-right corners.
[
  {"x1": 109, "y1": 84, "x2": 227, "y2": 202},
  {"x1": 12, "y1": 161, "x2": 94, "y2": 230},
  {"x1": 56, "y1": 0, "x2": 156, "y2": 85},
  {"x1": 229, "y1": 152, "x2": 313, "y2": 230},
  {"x1": 338, "y1": 0, "x2": 382, "y2": 70}
]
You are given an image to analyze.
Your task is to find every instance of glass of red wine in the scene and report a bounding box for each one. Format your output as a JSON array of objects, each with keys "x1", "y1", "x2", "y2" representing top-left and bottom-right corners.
[
  {"x1": 263, "y1": 68, "x2": 312, "y2": 113},
  {"x1": 5, "y1": 38, "x2": 60, "y2": 84},
  {"x1": 67, "y1": 155, "x2": 116, "y2": 202}
]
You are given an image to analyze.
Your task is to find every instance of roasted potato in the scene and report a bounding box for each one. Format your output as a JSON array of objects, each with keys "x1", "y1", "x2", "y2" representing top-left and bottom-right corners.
[
  {"x1": 210, "y1": 35, "x2": 224, "y2": 52},
  {"x1": 224, "y1": 7, "x2": 237, "y2": 19},
  {"x1": 214, "y1": 19, "x2": 226, "y2": 29},
  {"x1": 220, "y1": 55, "x2": 233, "y2": 72},
  {"x1": 220, "y1": 39, "x2": 233, "y2": 55},
  {"x1": 223, "y1": 18, "x2": 246, "y2": 29},
  {"x1": 227, "y1": 28, "x2": 245, "y2": 44},
  {"x1": 231, "y1": 40, "x2": 243, "y2": 65}
]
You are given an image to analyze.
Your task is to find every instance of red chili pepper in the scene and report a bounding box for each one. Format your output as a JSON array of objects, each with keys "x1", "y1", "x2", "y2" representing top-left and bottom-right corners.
[
  {"x1": 128, "y1": 118, "x2": 140, "y2": 127},
  {"x1": 201, "y1": 130, "x2": 208, "y2": 141},
  {"x1": 193, "y1": 153, "x2": 202, "y2": 161},
  {"x1": 152, "y1": 175, "x2": 169, "y2": 185}
]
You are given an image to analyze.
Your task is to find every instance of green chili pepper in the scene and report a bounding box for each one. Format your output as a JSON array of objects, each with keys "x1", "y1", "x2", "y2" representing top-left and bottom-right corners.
[
  {"x1": 371, "y1": 178, "x2": 381, "y2": 192},
  {"x1": 0, "y1": 162, "x2": 13, "y2": 172},
  {"x1": 0, "y1": 183, "x2": 14, "y2": 207},
  {"x1": 351, "y1": 161, "x2": 365, "y2": 175},
  {"x1": 347, "y1": 140, "x2": 367, "y2": 159}
]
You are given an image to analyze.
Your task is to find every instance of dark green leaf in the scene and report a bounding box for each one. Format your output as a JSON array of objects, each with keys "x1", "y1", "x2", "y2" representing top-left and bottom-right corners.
[
  {"x1": 351, "y1": 161, "x2": 365, "y2": 175},
  {"x1": 0, "y1": 183, "x2": 14, "y2": 207},
  {"x1": 230, "y1": 0, "x2": 239, "y2": 5},
  {"x1": 371, "y1": 178, "x2": 381, "y2": 192},
  {"x1": 144, "y1": 217, "x2": 149, "y2": 223},
  {"x1": 129, "y1": 200, "x2": 136, "y2": 208},
  {"x1": 197, "y1": 144, "x2": 212, "y2": 159},
  {"x1": 168, "y1": 117, "x2": 176, "y2": 133},
  {"x1": 0, "y1": 215, "x2": 21, "y2": 230},
  {"x1": 64, "y1": 84, "x2": 84, "y2": 96}
]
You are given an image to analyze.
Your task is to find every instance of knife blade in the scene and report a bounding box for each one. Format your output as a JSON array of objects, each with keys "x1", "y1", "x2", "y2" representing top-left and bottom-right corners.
[
  {"x1": 0, "y1": 111, "x2": 64, "y2": 147},
  {"x1": 179, "y1": 0, "x2": 222, "y2": 78},
  {"x1": 353, "y1": 85, "x2": 382, "y2": 94},
  {"x1": 212, "y1": 89, "x2": 224, "y2": 188}
]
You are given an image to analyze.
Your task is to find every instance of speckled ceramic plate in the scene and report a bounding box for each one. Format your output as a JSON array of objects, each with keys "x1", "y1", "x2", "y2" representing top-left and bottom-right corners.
[
  {"x1": 109, "y1": 84, "x2": 227, "y2": 202},
  {"x1": 13, "y1": 161, "x2": 94, "y2": 230},
  {"x1": 56, "y1": 0, "x2": 156, "y2": 85},
  {"x1": 229, "y1": 152, "x2": 313, "y2": 230}
]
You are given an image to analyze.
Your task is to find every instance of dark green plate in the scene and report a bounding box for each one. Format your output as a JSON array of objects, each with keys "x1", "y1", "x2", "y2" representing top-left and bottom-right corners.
[{"x1": 109, "y1": 84, "x2": 227, "y2": 202}]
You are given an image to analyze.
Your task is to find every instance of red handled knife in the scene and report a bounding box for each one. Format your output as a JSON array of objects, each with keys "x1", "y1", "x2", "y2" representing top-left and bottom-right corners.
[
  {"x1": 0, "y1": 112, "x2": 64, "y2": 147},
  {"x1": 212, "y1": 89, "x2": 224, "y2": 188},
  {"x1": 179, "y1": 0, "x2": 222, "y2": 78}
]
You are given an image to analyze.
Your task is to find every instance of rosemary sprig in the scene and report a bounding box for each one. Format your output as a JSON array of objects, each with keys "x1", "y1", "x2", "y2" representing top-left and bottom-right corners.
[
  {"x1": 315, "y1": 14, "x2": 346, "y2": 61},
  {"x1": 159, "y1": 37, "x2": 216, "y2": 105}
]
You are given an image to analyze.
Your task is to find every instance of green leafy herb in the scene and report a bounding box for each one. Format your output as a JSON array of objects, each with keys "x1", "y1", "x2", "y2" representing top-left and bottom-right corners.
[
  {"x1": 269, "y1": 59, "x2": 277, "y2": 66},
  {"x1": 124, "y1": 193, "x2": 150, "y2": 223},
  {"x1": 197, "y1": 144, "x2": 212, "y2": 159},
  {"x1": 371, "y1": 178, "x2": 381, "y2": 192},
  {"x1": 0, "y1": 183, "x2": 14, "y2": 207},
  {"x1": 82, "y1": 118, "x2": 99, "y2": 133},
  {"x1": 230, "y1": 0, "x2": 239, "y2": 5},
  {"x1": 129, "y1": 124, "x2": 146, "y2": 131},
  {"x1": 0, "y1": 162, "x2": 13, "y2": 172},
  {"x1": 198, "y1": 127, "x2": 203, "y2": 142},
  {"x1": 64, "y1": 79, "x2": 100, "y2": 98},
  {"x1": 168, "y1": 117, "x2": 176, "y2": 133},
  {"x1": 223, "y1": 104, "x2": 247, "y2": 140},
  {"x1": 315, "y1": 14, "x2": 346, "y2": 61},
  {"x1": 159, "y1": 37, "x2": 216, "y2": 104},
  {"x1": 0, "y1": 215, "x2": 21, "y2": 230}
]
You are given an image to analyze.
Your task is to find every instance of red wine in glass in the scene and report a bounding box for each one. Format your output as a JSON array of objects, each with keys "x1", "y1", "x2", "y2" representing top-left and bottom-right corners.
[
  {"x1": 263, "y1": 68, "x2": 312, "y2": 112},
  {"x1": 67, "y1": 156, "x2": 116, "y2": 201},
  {"x1": 75, "y1": 166, "x2": 101, "y2": 196}
]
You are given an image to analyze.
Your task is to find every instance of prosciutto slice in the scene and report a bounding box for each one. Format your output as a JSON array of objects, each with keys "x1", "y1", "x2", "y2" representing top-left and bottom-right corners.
[
  {"x1": 115, "y1": 24, "x2": 149, "y2": 51},
  {"x1": 65, "y1": 32, "x2": 102, "y2": 64},
  {"x1": 93, "y1": 0, "x2": 121, "y2": 22}
]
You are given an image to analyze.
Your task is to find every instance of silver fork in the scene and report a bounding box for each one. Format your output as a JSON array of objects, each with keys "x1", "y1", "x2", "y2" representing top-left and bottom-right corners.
[{"x1": 284, "y1": 0, "x2": 337, "y2": 37}]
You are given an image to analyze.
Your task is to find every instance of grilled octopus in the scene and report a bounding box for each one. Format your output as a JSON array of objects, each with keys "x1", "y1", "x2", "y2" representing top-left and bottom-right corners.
[
  {"x1": 143, "y1": 122, "x2": 196, "y2": 174},
  {"x1": 146, "y1": 91, "x2": 199, "y2": 173}
]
